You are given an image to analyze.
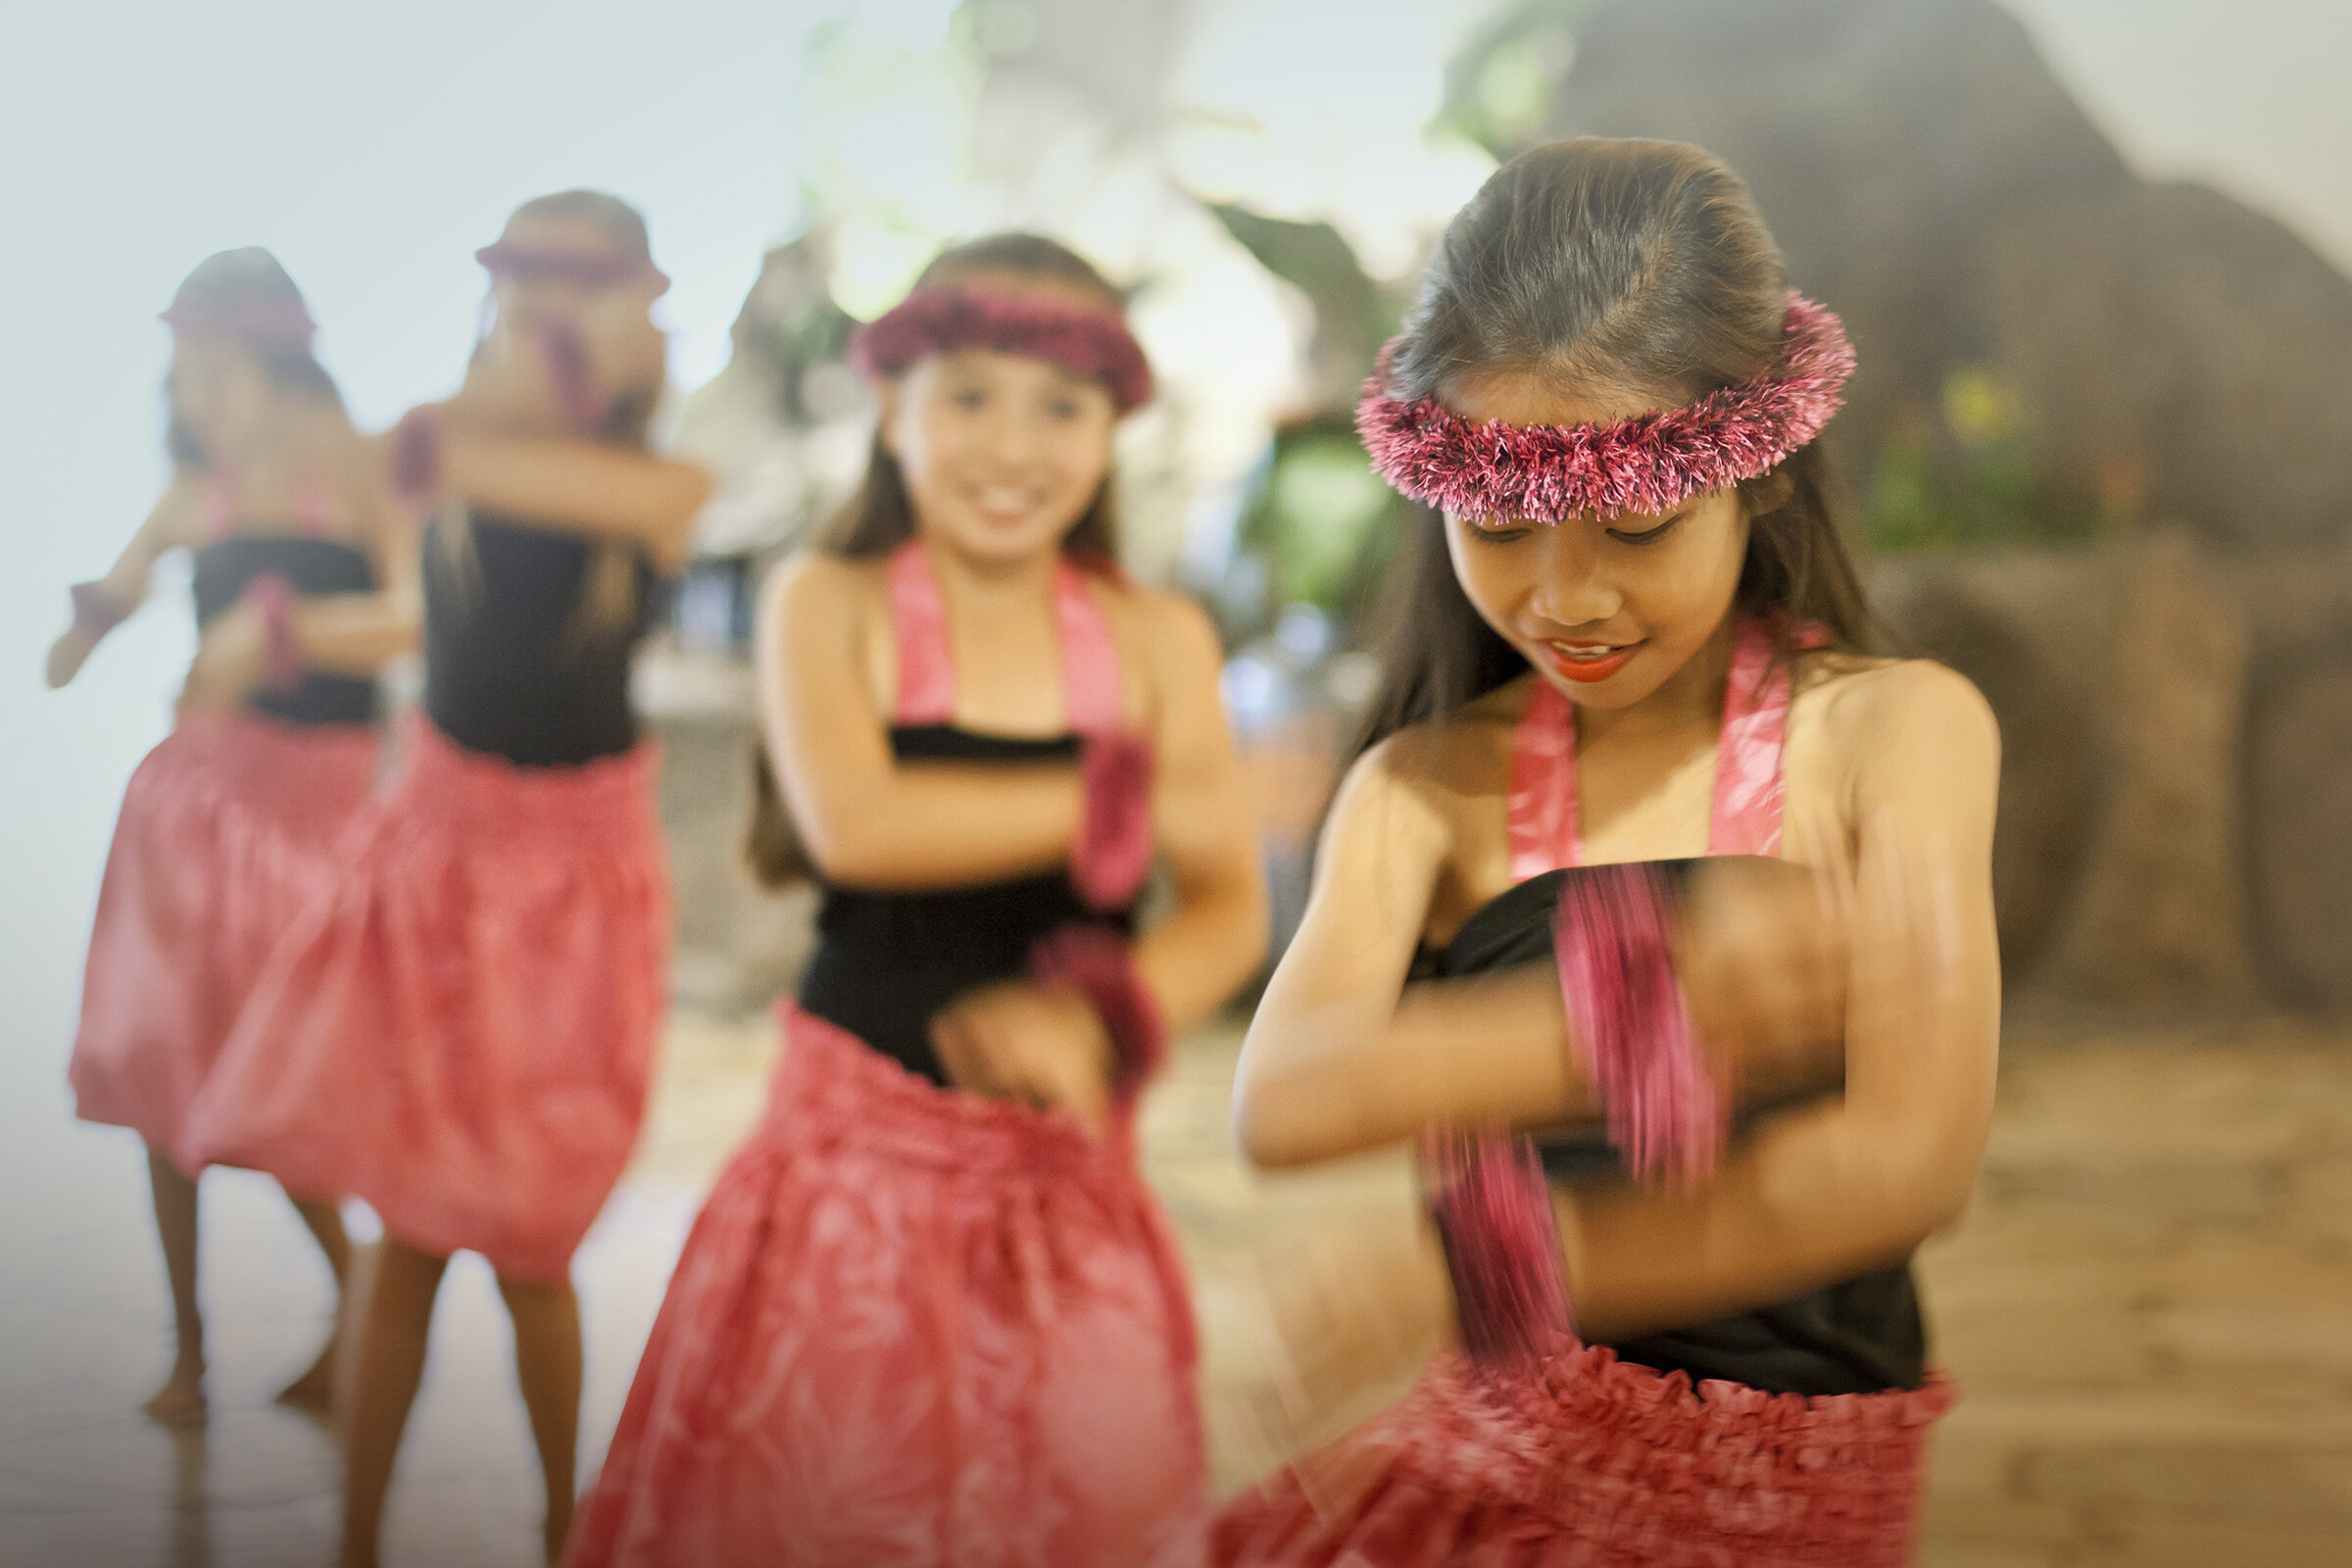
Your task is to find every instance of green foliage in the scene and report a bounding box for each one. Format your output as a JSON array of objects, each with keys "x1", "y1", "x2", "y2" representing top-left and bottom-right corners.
[
  {"x1": 1239, "y1": 418, "x2": 1407, "y2": 621},
  {"x1": 1436, "y1": 0, "x2": 1592, "y2": 158},
  {"x1": 1207, "y1": 204, "x2": 1399, "y2": 369},
  {"x1": 1864, "y1": 367, "x2": 2109, "y2": 552}
]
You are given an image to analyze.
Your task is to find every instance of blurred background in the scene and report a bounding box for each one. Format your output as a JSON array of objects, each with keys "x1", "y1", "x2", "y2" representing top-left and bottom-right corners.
[{"x1": 4, "y1": 1, "x2": 2349, "y2": 1563}]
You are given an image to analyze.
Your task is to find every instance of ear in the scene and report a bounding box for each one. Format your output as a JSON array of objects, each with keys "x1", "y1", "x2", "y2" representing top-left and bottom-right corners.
[{"x1": 1742, "y1": 466, "x2": 1795, "y2": 518}]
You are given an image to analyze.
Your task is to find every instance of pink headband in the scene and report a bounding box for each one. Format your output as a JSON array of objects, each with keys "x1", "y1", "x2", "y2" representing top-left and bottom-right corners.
[
  {"x1": 1356, "y1": 293, "x2": 1854, "y2": 521},
  {"x1": 158, "y1": 297, "x2": 318, "y2": 348},
  {"x1": 476, "y1": 241, "x2": 669, "y2": 294},
  {"x1": 850, "y1": 286, "x2": 1153, "y2": 413}
]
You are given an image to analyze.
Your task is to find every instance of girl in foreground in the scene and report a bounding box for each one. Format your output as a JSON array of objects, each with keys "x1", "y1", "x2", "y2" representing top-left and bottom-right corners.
[
  {"x1": 191, "y1": 192, "x2": 708, "y2": 1566},
  {"x1": 1197, "y1": 138, "x2": 2001, "y2": 1565},
  {"x1": 55, "y1": 249, "x2": 417, "y2": 1426},
  {"x1": 564, "y1": 234, "x2": 1267, "y2": 1568}
]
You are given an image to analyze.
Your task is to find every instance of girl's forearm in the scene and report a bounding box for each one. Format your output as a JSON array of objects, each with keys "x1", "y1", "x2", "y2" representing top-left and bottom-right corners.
[
  {"x1": 799, "y1": 762, "x2": 1086, "y2": 889},
  {"x1": 438, "y1": 433, "x2": 707, "y2": 565},
  {"x1": 291, "y1": 591, "x2": 421, "y2": 679},
  {"x1": 1556, "y1": 1098, "x2": 1976, "y2": 1343},
  {"x1": 1132, "y1": 875, "x2": 1269, "y2": 1039}
]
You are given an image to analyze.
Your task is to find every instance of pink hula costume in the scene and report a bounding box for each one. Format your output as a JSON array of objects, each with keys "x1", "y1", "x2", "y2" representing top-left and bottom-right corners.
[
  {"x1": 70, "y1": 481, "x2": 381, "y2": 1180},
  {"x1": 564, "y1": 540, "x2": 1200, "y2": 1568},
  {"x1": 186, "y1": 510, "x2": 669, "y2": 1281},
  {"x1": 1192, "y1": 620, "x2": 1955, "y2": 1568}
]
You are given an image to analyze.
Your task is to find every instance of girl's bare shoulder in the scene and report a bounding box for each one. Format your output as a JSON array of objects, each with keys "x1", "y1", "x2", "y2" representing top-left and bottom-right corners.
[
  {"x1": 1356, "y1": 677, "x2": 1526, "y2": 812},
  {"x1": 765, "y1": 550, "x2": 887, "y2": 619},
  {"x1": 1798, "y1": 654, "x2": 1999, "y2": 768}
]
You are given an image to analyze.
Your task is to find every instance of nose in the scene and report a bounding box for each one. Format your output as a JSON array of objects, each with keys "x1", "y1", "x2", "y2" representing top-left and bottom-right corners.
[
  {"x1": 981, "y1": 399, "x2": 1047, "y2": 467},
  {"x1": 1527, "y1": 523, "x2": 1622, "y2": 629}
]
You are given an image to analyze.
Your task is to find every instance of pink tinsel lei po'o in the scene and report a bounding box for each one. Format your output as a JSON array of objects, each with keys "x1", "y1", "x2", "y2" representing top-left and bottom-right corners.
[
  {"x1": 851, "y1": 287, "x2": 1154, "y2": 413},
  {"x1": 1356, "y1": 292, "x2": 1854, "y2": 522}
]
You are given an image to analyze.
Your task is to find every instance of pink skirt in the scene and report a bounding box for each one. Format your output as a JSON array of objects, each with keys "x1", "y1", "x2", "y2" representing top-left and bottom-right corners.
[
  {"x1": 1187, "y1": 1341, "x2": 1954, "y2": 1567},
  {"x1": 186, "y1": 715, "x2": 668, "y2": 1281},
  {"x1": 564, "y1": 1005, "x2": 1203, "y2": 1568},
  {"x1": 70, "y1": 712, "x2": 380, "y2": 1178}
]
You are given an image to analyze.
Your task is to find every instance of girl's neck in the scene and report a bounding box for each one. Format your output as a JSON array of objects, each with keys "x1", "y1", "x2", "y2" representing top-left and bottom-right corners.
[
  {"x1": 918, "y1": 533, "x2": 1062, "y2": 610},
  {"x1": 1568, "y1": 614, "x2": 1736, "y2": 749}
]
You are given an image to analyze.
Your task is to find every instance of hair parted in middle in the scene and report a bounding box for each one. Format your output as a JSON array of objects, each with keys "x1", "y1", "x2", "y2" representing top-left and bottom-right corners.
[{"x1": 1354, "y1": 136, "x2": 1881, "y2": 760}]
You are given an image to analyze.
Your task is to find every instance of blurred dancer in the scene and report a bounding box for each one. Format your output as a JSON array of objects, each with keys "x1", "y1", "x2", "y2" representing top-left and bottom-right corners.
[
  {"x1": 54, "y1": 249, "x2": 417, "y2": 1427},
  {"x1": 1191, "y1": 139, "x2": 2001, "y2": 1566},
  {"x1": 190, "y1": 192, "x2": 707, "y2": 1567},
  {"x1": 564, "y1": 234, "x2": 1267, "y2": 1568}
]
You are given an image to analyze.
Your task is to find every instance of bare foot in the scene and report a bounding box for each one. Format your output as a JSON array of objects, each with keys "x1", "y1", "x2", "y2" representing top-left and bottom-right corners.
[
  {"x1": 275, "y1": 1335, "x2": 339, "y2": 1415},
  {"x1": 144, "y1": 1364, "x2": 208, "y2": 1428}
]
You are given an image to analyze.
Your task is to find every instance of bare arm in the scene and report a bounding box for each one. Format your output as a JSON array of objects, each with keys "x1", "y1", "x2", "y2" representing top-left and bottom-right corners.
[
  {"x1": 1127, "y1": 595, "x2": 1270, "y2": 1035},
  {"x1": 436, "y1": 430, "x2": 710, "y2": 574},
  {"x1": 759, "y1": 553, "x2": 1089, "y2": 889},
  {"x1": 46, "y1": 476, "x2": 200, "y2": 687},
  {"x1": 287, "y1": 486, "x2": 422, "y2": 678},
  {"x1": 1557, "y1": 662, "x2": 2002, "y2": 1341},
  {"x1": 1233, "y1": 738, "x2": 1599, "y2": 1167}
]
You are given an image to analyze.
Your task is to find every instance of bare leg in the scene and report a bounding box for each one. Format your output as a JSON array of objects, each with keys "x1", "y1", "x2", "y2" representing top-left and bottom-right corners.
[
  {"x1": 274, "y1": 1192, "x2": 352, "y2": 1411},
  {"x1": 338, "y1": 1236, "x2": 448, "y2": 1568},
  {"x1": 143, "y1": 1150, "x2": 207, "y2": 1427},
  {"x1": 497, "y1": 1273, "x2": 583, "y2": 1566}
]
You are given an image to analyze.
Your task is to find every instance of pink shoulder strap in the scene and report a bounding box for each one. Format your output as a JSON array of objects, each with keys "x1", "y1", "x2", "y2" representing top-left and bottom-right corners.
[
  {"x1": 884, "y1": 539, "x2": 1124, "y2": 733},
  {"x1": 1507, "y1": 617, "x2": 1826, "y2": 876}
]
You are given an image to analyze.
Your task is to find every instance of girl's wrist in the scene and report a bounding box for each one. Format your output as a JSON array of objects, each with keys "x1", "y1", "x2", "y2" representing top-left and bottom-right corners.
[
  {"x1": 1422, "y1": 1126, "x2": 1574, "y2": 1366},
  {"x1": 240, "y1": 573, "x2": 304, "y2": 690},
  {"x1": 1028, "y1": 924, "x2": 1166, "y2": 1101},
  {"x1": 70, "y1": 580, "x2": 132, "y2": 637}
]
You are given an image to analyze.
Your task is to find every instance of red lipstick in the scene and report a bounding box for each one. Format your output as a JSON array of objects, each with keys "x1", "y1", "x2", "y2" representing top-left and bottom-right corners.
[{"x1": 1541, "y1": 640, "x2": 1641, "y2": 684}]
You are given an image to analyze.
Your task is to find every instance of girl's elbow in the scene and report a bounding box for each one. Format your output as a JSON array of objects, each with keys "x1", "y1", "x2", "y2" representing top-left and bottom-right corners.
[{"x1": 1230, "y1": 1072, "x2": 1321, "y2": 1170}]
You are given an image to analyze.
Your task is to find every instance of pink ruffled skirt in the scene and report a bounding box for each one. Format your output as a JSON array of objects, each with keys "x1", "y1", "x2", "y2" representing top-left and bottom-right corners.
[
  {"x1": 1190, "y1": 1341, "x2": 1954, "y2": 1567},
  {"x1": 70, "y1": 712, "x2": 379, "y2": 1178},
  {"x1": 564, "y1": 1005, "x2": 1203, "y2": 1568},
  {"x1": 187, "y1": 715, "x2": 668, "y2": 1280}
]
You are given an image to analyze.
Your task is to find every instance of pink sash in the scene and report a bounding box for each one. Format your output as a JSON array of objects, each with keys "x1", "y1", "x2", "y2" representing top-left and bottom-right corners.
[
  {"x1": 1508, "y1": 617, "x2": 1827, "y2": 878},
  {"x1": 885, "y1": 539, "x2": 1125, "y2": 734}
]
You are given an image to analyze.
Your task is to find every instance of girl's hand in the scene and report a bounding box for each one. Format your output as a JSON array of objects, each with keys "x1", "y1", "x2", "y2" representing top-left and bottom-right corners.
[
  {"x1": 46, "y1": 621, "x2": 104, "y2": 689},
  {"x1": 1673, "y1": 856, "x2": 1851, "y2": 1096},
  {"x1": 930, "y1": 979, "x2": 1114, "y2": 1134},
  {"x1": 178, "y1": 603, "x2": 269, "y2": 714}
]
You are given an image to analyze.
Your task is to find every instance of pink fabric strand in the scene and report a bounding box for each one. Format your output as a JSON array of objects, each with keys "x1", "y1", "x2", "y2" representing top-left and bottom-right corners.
[
  {"x1": 1422, "y1": 1127, "x2": 1574, "y2": 1367},
  {"x1": 1554, "y1": 862, "x2": 1721, "y2": 1187}
]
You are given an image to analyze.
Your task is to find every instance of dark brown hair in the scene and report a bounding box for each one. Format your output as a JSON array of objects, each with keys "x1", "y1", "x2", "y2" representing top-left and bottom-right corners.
[
  {"x1": 163, "y1": 249, "x2": 346, "y2": 468},
  {"x1": 747, "y1": 231, "x2": 1133, "y2": 889},
  {"x1": 1355, "y1": 137, "x2": 1878, "y2": 757}
]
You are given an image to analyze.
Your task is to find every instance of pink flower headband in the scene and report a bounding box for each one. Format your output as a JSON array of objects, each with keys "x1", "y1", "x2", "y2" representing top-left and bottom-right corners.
[
  {"x1": 1356, "y1": 293, "x2": 1855, "y2": 521},
  {"x1": 158, "y1": 296, "x2": 318, "y2": 348},
  {"x1": 476, "y1": 241, "x2": 670, "y2": 295},
  {"x1": 850, "y1": 286, "x2": 1153, "y2": 413}
]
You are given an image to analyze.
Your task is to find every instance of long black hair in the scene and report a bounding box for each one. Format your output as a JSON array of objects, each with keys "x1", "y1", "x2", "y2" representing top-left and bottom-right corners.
[{"x1": 1354, "y1": 137, "x2": 1880, "y2": 759}]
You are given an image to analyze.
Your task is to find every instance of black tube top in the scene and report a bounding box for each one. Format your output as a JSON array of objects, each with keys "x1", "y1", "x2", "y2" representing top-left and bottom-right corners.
[
  {"x1": 797, "y1": 725, "x2": 1137, "y2": 1086},
  {"x1": 422, "y1": 511, "x2": 662, "y2": 766},
  {"x1": 1429, "y1": 867, "x2": 1928, "y2": 1396},
  {"x1": 190, "y1": 536, "x2": 379, "y2": 726}
]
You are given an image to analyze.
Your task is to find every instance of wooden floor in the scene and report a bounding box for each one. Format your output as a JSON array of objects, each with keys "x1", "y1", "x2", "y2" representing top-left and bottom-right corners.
[{"x1": 5, "y1": 1013, "x2": 2347, "y2": 1564}]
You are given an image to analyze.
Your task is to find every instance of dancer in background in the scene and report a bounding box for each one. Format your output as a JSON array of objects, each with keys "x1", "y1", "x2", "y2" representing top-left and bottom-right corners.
[
  {"x1": 53, "y1": 249, "x2": 417, "y2": 1427},
  {"x1": 1194, "y1": 139, "x2": 2000, "y2": 1565},
  {"x1": 191, "y1": 192, "x2": 707, "y2": 1568},
  {"x1": 564, "y1": 234, "x2": 1267, "y2": 1568}
]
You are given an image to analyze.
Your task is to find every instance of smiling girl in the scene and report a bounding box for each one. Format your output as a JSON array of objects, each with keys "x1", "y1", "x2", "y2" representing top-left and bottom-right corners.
[
  {"x1": 1191, "y1": 139, "x2": 2001, "y2": 1566},
  {"x1": 563, "y1": 234, "x2": 1267, "y2": 1568},
  {"x1": 190, "y1": 192, "x2": 709, "y2": 1568}
]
